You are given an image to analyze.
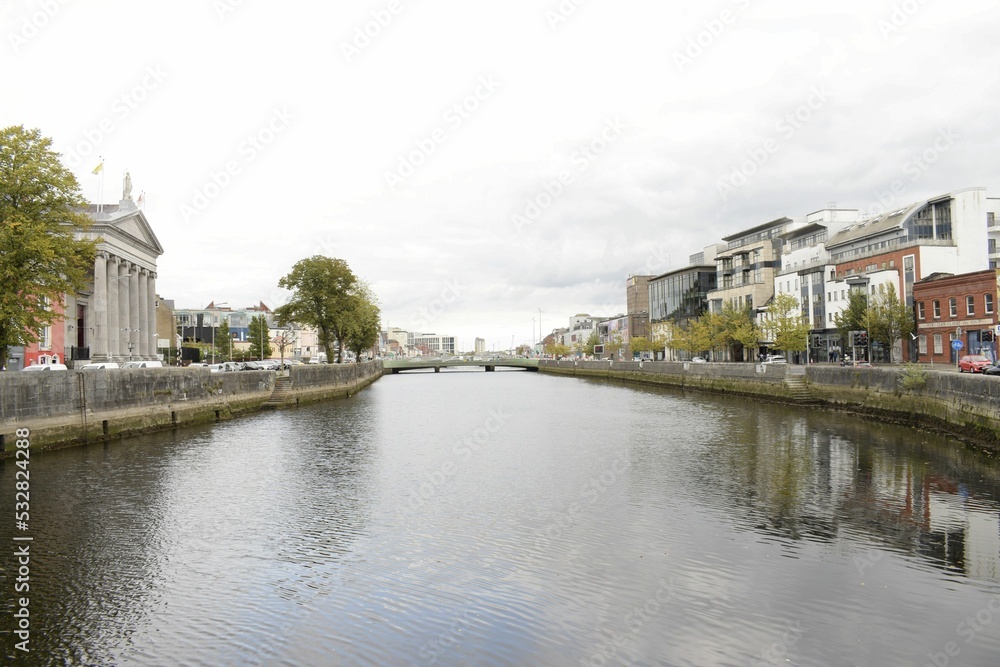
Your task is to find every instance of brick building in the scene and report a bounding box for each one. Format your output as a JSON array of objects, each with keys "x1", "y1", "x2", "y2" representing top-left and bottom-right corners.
[{"x1": 913, "y1": 270, "x2": 998, "y2": 364}]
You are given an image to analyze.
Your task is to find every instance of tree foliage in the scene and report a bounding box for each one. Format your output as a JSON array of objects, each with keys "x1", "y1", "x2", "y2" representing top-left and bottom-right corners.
[
  {"x1": 0, "y1": 125, "x2": 98, "y2": 367},
  {"x1": 766, "y1": 292, "x2": 809, "y2": 354},
  {"x1": 247, "y1": 314, "x2": 272, "y2": 360},
  {"x1": 834, "y1": 288, "x2": 869, "y2": 346},
  {"x1": 719, "y1": 302, "x2": 760, "y2": 361},
  {"x1": 865, "y1": 282, "x2": 914, "y2": 363},
  {"x1": 215, "y1": 319, "x2": 231, "y2": 361},
  {"x1": 275, "y1": 256, "x2": 378, "y2": 363},
  {"x1": 342, "y1": 283, "x2": 381, "y2": 360}
]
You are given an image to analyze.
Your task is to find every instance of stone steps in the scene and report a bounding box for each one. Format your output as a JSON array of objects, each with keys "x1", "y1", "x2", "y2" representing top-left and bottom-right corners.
[
  {"x1": 261, "y1": 376, "x2": 293, "y2": 409},
  {"x1": 783, "y1": 374, "x2": 816, "y2": 403}
]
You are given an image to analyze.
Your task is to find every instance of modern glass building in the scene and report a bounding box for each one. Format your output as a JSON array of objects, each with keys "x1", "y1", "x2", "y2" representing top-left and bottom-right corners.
[{"x1": 648, "y1": 265, "x2": 717, "y2": 324}]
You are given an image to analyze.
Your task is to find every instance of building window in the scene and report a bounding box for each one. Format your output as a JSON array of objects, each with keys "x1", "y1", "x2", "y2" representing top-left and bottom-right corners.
[
  {"x1": 949, "y1": 298, "x2": 957, "y2": 318},
  {"x1": 40, "y1": 326, "x2": 51, "y2": 350},
  {"x1": 827, "y1": 292, "x2": 832, "y2": 302},
  {"x1": 918, "y1": 334, "x2": 927, "y2": 355},
  {"x1": 933, "y1": 300, "x2": 941, "y2": 318},
  {"x1": 917, "y1": 302, "x2": 925, "y2": 320},
  {"x1": 933, "y1": 333, "x2": 943, "y2": 354},
  {"x1": 967, "y1": 295, "x2": 975, "y2": 316},
  {"x1": 987, "y1": 293, "x2": 995, "y2": 314}
]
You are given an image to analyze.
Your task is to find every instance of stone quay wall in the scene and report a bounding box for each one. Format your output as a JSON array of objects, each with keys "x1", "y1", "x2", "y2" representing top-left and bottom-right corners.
[
  {"x1": 538, "y1": 360, "x2": 1000, "y2": 449},
  {"x1": 0, "y1": 361, "x2": 382, "y2": 454}
]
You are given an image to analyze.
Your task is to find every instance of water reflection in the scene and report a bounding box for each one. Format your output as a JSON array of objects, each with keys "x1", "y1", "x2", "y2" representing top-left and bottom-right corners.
[
  {"x1": 2, "y1": 371, "x2": 1000, "y2": 666},
  {"x1": 679, "y1": 399, "x2": 1000, "y2": 582}
]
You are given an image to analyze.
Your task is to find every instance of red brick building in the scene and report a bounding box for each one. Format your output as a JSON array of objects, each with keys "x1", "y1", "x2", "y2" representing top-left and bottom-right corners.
[{"x1": 913, "y1": 270, "x2": 998, "y2": 364}]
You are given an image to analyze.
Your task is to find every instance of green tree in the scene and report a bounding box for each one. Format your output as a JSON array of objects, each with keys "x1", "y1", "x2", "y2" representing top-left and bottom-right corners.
[
  {"x1": 604, "y1": 331, "x2": 625, "y2": 358},
  {"x1": 342, "y1": 286, "x2": 381, "y2": 360},
  {"x1": 834, "y1": 288, "x2": 869, "y2": 348},
  {"x1": 0, "y1": 125, "x2": 98, "y2": 368},
  {"x1": 275, "y1": 256, "x2": 362, "y2": 363},
  {"x1": 583, "y1": 330, "x2": 599, "y2": 355},
  {"x1": 215, "y1": 319, "x2": 231, "y2": 361},
  {"x1": 630, "y1": 336, "x2": 652, "y2": 355},
  {"x1": 544, "y1": 339, "x2": 571, "y2": 358},
  {"x1": 865, "y1": 282, "x2": 914, "y2": 363},
  {"x1": 719, "y1": 302, "x2": 759, "y2": 361},
  {"x1": 767, "y1": 293, "x2": 809, "y2": 355},
  {"x1": 248, "y1": 314, "x2": 272, "y2": 360}
]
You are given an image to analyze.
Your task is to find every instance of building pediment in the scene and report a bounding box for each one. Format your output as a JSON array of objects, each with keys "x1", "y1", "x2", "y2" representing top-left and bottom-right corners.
[{"x1": 80, "y1": 202, "x2": 164, "y2": 268}]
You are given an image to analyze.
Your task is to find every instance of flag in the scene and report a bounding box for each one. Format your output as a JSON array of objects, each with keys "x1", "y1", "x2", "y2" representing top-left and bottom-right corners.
[
  {"x1": 137, "y1": 192, "x2": 145, "y2": 207},
  {"x1": 91, "y1": 162, "x2": 103, "y2": 175}
]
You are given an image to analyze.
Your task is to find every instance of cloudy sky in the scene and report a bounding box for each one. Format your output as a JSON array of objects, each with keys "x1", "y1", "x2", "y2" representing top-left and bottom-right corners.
[{"x1": 3, "y1": 0, "x2": 999, "y2": 351}]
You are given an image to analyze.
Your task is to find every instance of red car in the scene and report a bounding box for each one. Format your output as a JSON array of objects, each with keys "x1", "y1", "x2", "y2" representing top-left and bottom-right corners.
[{"x1": 958, "y1": 355, "x2": 991, "y2": 373}]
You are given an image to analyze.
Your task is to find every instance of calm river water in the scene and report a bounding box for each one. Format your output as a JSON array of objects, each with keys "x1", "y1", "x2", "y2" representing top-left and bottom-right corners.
[{"x1": 3, "y1": 370, "x2": 1000, "y2": 666}]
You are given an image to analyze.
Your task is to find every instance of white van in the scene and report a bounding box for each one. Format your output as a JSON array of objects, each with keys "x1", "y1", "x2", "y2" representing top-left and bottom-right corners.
[
  {"x1": 78, "y1": 362, "x2": 121, "y2": 370},
  {"x1": 121, "y1": 360, "x2": 164, "y2": 369},
  {"x1": 21, "y1": 363, "x2": 69, "y2": 372}
]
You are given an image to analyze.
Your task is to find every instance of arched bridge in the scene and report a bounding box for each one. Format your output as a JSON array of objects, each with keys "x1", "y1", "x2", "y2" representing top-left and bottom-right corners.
[{"x1": 383, "y1": 358, "x2": 539, "y2": 374}]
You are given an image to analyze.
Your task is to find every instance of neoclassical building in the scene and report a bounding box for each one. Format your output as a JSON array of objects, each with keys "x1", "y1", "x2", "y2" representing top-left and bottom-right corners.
[
  {"x1": 23, "y1": 175, "x2": 165, "y2": 366},
  {"x1": 78, "y1": 196, "x2": 164, "y2": 362},
  {"x1": 25, "y1": 181, "x2": 164, "y2": 366}
]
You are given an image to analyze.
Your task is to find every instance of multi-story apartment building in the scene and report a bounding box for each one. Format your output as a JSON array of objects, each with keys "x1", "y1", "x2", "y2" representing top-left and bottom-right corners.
[
  {"x1": 772, "y1": 208, "x2": 858, "y2": 362},
  {"x1": 557, "y1": 314, "x2": 606, "y2": 350},
  {"x1": 648, "y1": 259, "x2": 718, "y2": 361},
  {"x1": 988, "y1": 197, "x2": 1000, "y2": 269},
  {"x1": 408, "y1": 332, "x2": 455, "y2": 355},
  {"x1": 708, "y1": 217, "x2": 795, "y2": 316},
  {"x1": 825, "y1": 187, "x2": 989, "y2": 361}
]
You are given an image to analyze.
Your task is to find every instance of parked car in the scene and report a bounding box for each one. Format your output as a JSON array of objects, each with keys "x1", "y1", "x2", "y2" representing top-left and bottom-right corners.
[
  {"x1": 121, "y1": 360, "x2": 163, "y2": 369},
  {"x1": 78, "y1": 362, "x2": 120, "y2": 370},
  {"x1": 21, "y1": 363, "x2": 68, "y2": 371},
  {"x1": 762, "y1": 355, "x2": 786, "y2": 364},
  {"x1": 690, "y1": 356, "x2": 707, "y2": 363},
  {"x1": 983, "y1": 362, "x2": 1000, "y2": 376},
  {"x1": 206, "y1": 364, "x2": 226, "y2": 373},
  {"x1": 842, "y1": 360, "x2": 872, "y2": 368},
  {"x1": 958, "y1": 355, "x2": 991, "y2": 373}
]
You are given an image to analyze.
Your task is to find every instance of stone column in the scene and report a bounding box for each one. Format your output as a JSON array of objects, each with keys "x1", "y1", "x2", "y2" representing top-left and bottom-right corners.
[
  {"x1": 107, "y1": 256, "x2": 120, "y2": 359},
  {"x1": 147, "y1": 273, "x2": 157, "y2": 360},
  {"x1": 118, "y1": 262, "x2": 130, "y2": 358},
  {"x1": 129, "y1": 266, "x2": 140, "y2": 360},
  {"x1": 92, "y1": 252, "x2": 109, "y2": 361},
  {"x1": 138, "y1": 270, "x2": 149, "y2": 358}
]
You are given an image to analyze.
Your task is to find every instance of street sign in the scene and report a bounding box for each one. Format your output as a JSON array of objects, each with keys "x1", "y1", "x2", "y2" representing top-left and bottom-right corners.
[{"x1": 951, "y1": 339, "x2": 964, "y2": 351}]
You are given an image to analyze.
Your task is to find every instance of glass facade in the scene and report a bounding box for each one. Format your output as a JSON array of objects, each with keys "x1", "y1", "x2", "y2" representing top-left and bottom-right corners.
[{"x1": 649, "y1": 269, "x2": 717, "y2": 323}]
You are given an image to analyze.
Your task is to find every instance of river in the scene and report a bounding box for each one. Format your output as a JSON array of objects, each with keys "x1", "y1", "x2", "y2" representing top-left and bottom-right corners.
[{"x1": 2, "y1": 369, "x2": 1000, "y2": 666}]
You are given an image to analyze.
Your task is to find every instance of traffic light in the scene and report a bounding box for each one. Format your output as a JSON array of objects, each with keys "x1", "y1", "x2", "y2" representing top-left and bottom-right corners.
[
  {"x1": 984, "y1": 330, "x2": 995, "y2": 343},
  {"x1": 859, "y1": 332, "x2": 868, "y2": 346}
]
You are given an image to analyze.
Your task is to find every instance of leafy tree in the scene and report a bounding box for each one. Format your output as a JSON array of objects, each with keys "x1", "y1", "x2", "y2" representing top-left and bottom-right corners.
[
  {"x1": 342, "y1": 286, "x2": 381, "y2": 360},
  {"x1": 0, "y1": 125, "x2": 98, "y2": 368},
  {"x1": 247, "y1": 314, "x2": 272, "y2": 360},
  {"x1": 766, "y1": 293, "x2": 809, "y2": 354},
  {"x1": 719, "y1": 302, "x2": 759, "y2": 361},
  {"x1": 215, "y1": 319, "x2": 231, "y2": 361},
  {"x1": 544, "y1": 339, "x2": 571, "y2": 357},
  {"x1": 604, "y1": 331, "x2": 625, "y2": 358},
  {"x1": 834, "y1": 288, "x2": 869, "y2": 348},
  {"x1": 630, "y1": 336, "x2": 652, "y2": 354},
  {"x1": 583, "y1": 330, "x2": 599, "y2": 355},
  {"x1": 275, "y1": 256, "x2": 362, "y2": 363},
  {"x1": 865, "y1": 282, "x2": 914, "y2": 363}
]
